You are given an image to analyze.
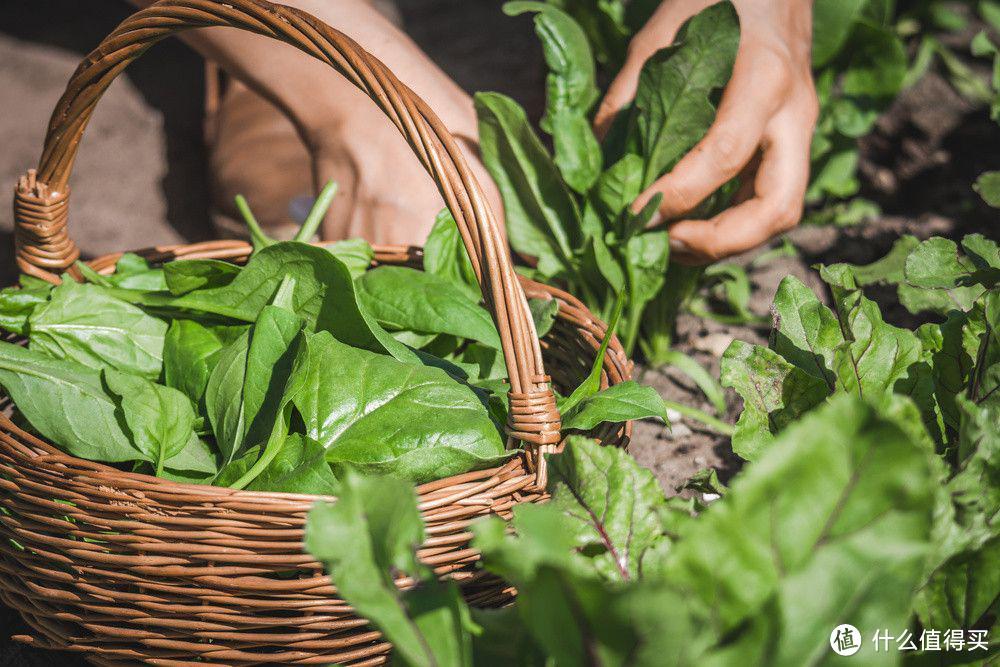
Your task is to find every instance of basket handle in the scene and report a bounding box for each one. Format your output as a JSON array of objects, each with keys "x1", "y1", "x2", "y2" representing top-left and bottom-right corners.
[{"x1": 12, "y1": 0, "x2": 560, "y2": 482}]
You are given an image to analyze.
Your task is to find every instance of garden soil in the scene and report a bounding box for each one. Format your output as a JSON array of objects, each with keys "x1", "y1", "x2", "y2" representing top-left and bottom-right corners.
[{"x1": 0, "y1": 1, "x2": 996, "y2": 663}]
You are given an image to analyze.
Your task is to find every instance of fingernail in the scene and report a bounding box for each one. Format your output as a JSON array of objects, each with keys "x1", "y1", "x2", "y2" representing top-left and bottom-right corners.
[{"x1": 647, "y1": 211, "x2": 664, "y2": 229}]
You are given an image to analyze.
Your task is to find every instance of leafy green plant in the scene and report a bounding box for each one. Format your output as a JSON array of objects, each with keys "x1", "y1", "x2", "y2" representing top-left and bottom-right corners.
[
  {"x1": 475, "y1": 0, "x2": 958, "y2": 417},
  {"x1": 476, "y1": 1, "x2": 739, "y2": 419},
  {"x1": 0, "y1": 191, "x2": 670, "y2": 494},
  {"x1": 549, "y1": 0, "x2": 977, "y2": 221},
  {"x1": 303, "y1": 233, "x2": 998, "y2": 665},
  {"x1": 306, "y1": 392, "x2": 990, "y2": 664},
  {"x1": 716, "y1": 233, "x2": 999, "y2": 655},
  {"x1": 722, "y1": 233, "x2": 998, "y2": 458}
]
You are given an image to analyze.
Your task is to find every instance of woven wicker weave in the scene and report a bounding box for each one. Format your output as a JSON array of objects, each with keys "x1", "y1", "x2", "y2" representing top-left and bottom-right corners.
[{"x1": 0, "y1": 1, "x2": 634, "y2": 664}]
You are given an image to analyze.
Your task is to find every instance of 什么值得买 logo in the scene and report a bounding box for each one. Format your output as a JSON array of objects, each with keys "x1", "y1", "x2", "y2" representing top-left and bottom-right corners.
[{"x1": 831, "y1": 624, "x2": 862, "y2": 656}]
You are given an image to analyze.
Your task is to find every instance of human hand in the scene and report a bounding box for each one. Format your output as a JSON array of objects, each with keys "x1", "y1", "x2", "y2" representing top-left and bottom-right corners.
[
  {"x1": 593, "y1": 0, "x2": 818, "y2": 264},
  {"x1": 127, "y1": 0, "x2": 502, "y2": 246}
]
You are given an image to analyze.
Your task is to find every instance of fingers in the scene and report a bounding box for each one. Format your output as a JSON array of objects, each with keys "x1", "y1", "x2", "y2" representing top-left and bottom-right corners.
[
  {"x1": 593, "y1": 55, "x2": 645, "y2": 140},
  {"x1": 632, "y1": 43, "x2": 792, "y2": 219},
  {"x1": 593, "y1": 2, "x2": 690, "y2": 139},
  {"x1": 666, "y1": 105, "x2": 814, "y2": 264}
]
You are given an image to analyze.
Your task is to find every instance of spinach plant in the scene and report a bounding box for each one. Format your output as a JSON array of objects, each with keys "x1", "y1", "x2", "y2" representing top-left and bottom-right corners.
[
  {"x1": 304, "y1": 237, "x2": 999, "y2": 665},
  {"x1": 719, "y1": 233, "x2": 999, "y2": 651},
  {"x1": 545, "y1": 0, "x2": 964, "y2": 222},
  {"x1": 0, "y1": 189, "x2": 670, "y2": 495},
  {"x1": 722, "y1": 233, "x2": 998, "y2": 458},
  {"x1": 307, "y1": 394, "x2": 980, "y2": 665},
  {"x1": 476, "y1": 0, "x2": 740, "y2": 417}
]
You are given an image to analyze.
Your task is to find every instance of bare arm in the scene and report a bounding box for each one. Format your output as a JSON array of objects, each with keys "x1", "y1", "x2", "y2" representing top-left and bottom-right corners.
[{"x1": 124, "y1": 0, "x2": 501, "y2": 244}]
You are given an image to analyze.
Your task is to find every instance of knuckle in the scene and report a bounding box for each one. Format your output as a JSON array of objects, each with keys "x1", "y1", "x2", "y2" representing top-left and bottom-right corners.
[
  {"x1": 749, "y1": 42, "x2": 795, "y2": 96},
  {"x1": 698, "y1": 222, "x2": 729, "y2": 263},
  {"x1": 659, "y1": 179, "x2": 698, "y2": 215},
  {"x1": 699, "y1": 241, "x2": 727, "y2": 263},
  {"x1": 802, "y1": 94, "x2": 820, "y2": 126},
  {"x1": 792, "y1": 74, "x2": 821, "y2": 126},
  {"x1": 773, "y1": 200, "x2": 803, "y2": 232},
  {"x1": 703, "y1": 129, "x2": 747, "y2": 176}
]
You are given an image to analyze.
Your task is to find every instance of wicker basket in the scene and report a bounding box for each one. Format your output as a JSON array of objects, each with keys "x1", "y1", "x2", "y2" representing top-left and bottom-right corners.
[{"x1": 0, "y1": 1, "x2": 634, "y2": 664}]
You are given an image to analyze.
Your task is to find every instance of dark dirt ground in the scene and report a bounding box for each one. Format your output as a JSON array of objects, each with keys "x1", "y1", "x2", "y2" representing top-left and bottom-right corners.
[{"x1": 0, "y1": 1, "x2": 997, "y2": 664}]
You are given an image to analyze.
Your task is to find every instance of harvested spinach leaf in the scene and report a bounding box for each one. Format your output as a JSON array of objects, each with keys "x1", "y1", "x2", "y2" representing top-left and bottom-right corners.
[
  {"x1": 423, "y1": 209, "x2": 480, "y2": 301},
  {"x1": 28, "y1": 280, "x2": 167, "y2": 380},
  {"x1": 162, "y1": 319, "x2": 234, "y2": 407},
  {"x1": 103, "y1": 368, "x2": 199, "y2": 476},
  {"x1": 356, "y1": 266, "x2": 502, "y2": 349},
  {"x1": 110, "y1": 253, "x2": 167, "y2": 291},
  {"x1": 245, "y1": 434, "x2": 340, "y2": 496},
  {"x1": 164, "y1": 259, "x2": 241, "y2": 295},
  {"x1": 324, "y1": 237, "x2": 374, "y2": 279},
  {"x1": 77, "y1": 254, "x2": 166, "y2": 291},
  {"x1": 527, "y1": 297, "x2": 559, "y2": 338},
  {"x1": 205, "y1": 328, "x2": 251, "y2": 465},
  {"x1": 292, "y1": 331, "x2": 508, "y2": 483},
  {"x1": 0, "y1": 341, "x2": 212, "y2": 478},
  {"x1": 115, "y1": 243, "x2": 417, "y2": 363},
  {"x1": 0, "y1": 341, "x2": 143, "y2": 463},
  {"x1": 0, "y1": 285, "x2": 51, "y2": 335},
  {"x1": 205, "y1": 303, "x2": 304, "y2": 467}
]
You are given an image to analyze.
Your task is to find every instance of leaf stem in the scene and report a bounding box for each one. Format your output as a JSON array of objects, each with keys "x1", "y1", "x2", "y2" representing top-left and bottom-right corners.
[
  {"x1": 661, "y1": 399, "x2": 734, "y2": 437},
  {"x1": 294, "y1": 181, "x2": 339, "y2": 242},
  {"x1": 235, "y1": 194, "x2": 274, "y2": 251},
  {"x1": 560, "y1": 291, "x2": 625, "y2": 414},
  {"x1": 230, "y1": 411, "x2": 289, "y2": 490},
  {"x1": 622, "y1": 296, "x2": 642, "y2": 358}
]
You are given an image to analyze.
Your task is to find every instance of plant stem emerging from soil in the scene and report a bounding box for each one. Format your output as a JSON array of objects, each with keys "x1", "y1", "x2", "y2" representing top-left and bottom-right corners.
[{"x1": 660, "y1": 399, "x2": 735, "y2": 437}]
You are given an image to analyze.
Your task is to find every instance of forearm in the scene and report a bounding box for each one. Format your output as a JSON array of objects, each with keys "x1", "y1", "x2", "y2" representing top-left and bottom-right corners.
[{"x1": 121, "y1": 0, "x2": 478, "y2": 147}]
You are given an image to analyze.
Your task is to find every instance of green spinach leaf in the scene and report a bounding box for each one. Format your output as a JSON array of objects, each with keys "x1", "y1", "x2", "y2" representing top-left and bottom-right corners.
[
  {"x1": 324, "y1": 237, "x2": 375, "y2": 279},
  {"x1": 562, "y1": 380, "x2": 668, "y2": 431},
  {"x1": 292, "y1": 331, "x2": 508, "y2": 483},
  {"x1": 423, "y1": 209, "x2": 479, "y2": 301},
  {"x1": 306, "y1": 470, "x2": 474, "y2": 667},
  {"x1": 164, "y1": 259, "x2": 241, "y2": 296},
  {"x1": 28, "y1": 280, "x2": 167, "y2": 379},
  {"x1": 103, "y1": 368, "x2": 199, "y2": 476},
  {"x1": 245, "y1": 434, "x2": 340, "y2": 496},
  {"x1": 356, "y1": 266, "x2": 502, "y2": 349},
  {"x1": 629, "y1": 1, "x2": 740, "y2": 186},
  {"x1": 505, "y1": 1, "x2": 602, "y2": 192},
  {"x1": 0, "y1": 285, "x2": 51, "y2": 335},
  {"x1": 476, "y1": 92, "x2": 583, "y2": 278}
]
